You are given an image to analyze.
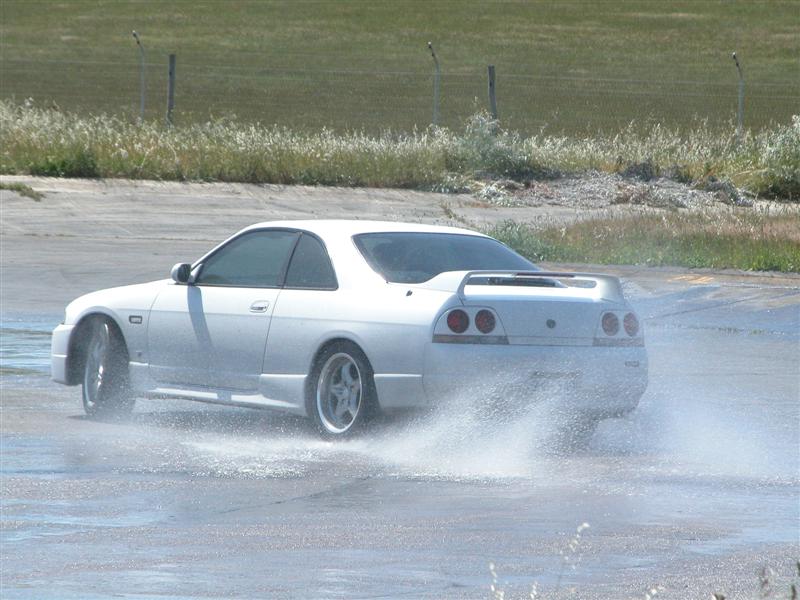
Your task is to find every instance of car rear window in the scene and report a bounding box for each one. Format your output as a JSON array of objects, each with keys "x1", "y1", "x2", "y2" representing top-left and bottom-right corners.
[
  {"x1": 285, "y1": 233, "x2": 338, "y2": 289},
  {"x1": 354, "y1": 232, "x2": 537, "y2": 283}
]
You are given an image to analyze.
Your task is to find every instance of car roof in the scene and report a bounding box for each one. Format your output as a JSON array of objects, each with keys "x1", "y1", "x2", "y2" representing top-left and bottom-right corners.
[{"x1": 241, "y1": 220, "x2": 489, "y2": 240}]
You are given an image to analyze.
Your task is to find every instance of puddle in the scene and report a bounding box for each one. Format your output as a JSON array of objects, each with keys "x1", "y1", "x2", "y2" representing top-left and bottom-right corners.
[{"x1": 0, "y1": 314, "x2": 59, "y2": 376}]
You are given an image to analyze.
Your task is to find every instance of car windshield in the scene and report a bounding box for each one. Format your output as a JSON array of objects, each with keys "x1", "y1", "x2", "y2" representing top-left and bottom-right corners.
[{"x1": 354, "y1": 232, "x2": 538, "y2": 284}]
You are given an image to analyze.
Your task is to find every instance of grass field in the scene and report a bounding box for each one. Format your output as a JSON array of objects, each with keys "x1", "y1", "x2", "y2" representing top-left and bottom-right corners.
[
  {"x1": 1, "y1": 1, "x2": 798, "y2": 134},
  {"x1": 491, "y1": 210, "x2": 800, "y2": 273}
]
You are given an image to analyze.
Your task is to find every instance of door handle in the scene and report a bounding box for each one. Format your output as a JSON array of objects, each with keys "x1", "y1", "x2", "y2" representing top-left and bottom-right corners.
[{"x1": 249, "y1": 300, "x2": 270, "y2": 313}]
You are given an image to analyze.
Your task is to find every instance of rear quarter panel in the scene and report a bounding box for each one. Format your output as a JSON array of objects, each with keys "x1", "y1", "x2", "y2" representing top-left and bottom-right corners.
[{"x1": 264, "y1": 285, "x2": 453, "y2": 377}]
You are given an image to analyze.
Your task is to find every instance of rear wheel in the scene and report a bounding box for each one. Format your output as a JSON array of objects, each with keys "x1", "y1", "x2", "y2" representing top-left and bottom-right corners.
[
  {"x1": 82, "y1": 318, "x2": 134, "y2": 419},
  {"x1": 307, "y1": 342, "x2": 377, "y2": 438},
  {"x1": 553, "y1": 416, "x2": 599, "y2": 452}
]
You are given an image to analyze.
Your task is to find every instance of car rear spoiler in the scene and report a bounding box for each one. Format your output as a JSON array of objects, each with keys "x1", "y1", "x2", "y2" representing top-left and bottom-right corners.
[{"x1": 416, "y1": 270, "x2": 626, "y2": 304}]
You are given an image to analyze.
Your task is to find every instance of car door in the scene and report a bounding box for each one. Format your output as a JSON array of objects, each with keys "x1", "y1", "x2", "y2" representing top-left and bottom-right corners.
[
  {"x1": 148, "y1": 229, "x2": 300, "y2": 391},
  {"x1": 261, "y1": 232, "x2": 339, "y2": 380}
]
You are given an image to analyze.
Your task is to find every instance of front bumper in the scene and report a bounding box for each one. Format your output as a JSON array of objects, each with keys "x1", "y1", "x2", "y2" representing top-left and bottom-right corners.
[
  {"x1": 51, "y1": 323, "x2": 75, "y2": 384},
  {"x1": 423, "y1": 342, "x2": 648, "y2": 418}
]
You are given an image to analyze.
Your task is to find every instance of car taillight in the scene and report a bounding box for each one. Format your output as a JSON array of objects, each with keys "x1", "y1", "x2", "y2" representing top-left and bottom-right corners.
[
  {"x1": 447, "y1": 309, "x2": 469, "y2": 333},
  {"x1": 475, "y1": 309, "x2": 496, "y2": 334},
  {"x1": 601, "y1": 312, "x2": 619, "y2": 336},
  {"x1": 623, "y1": 312, "x2": 639, "y2": 336}
]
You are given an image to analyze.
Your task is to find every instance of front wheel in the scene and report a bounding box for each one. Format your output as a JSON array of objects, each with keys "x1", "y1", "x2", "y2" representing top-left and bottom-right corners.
[
  {"x1": 307, "y1": 342, "x2": 377, "y2": 438},
  {"x1": 82, "y1": 318, "x2": 134, "y2": 419}
]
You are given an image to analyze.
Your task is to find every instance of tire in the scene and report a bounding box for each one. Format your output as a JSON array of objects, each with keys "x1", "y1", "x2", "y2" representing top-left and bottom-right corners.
[
  {"x1": 81, "y1": 318, "x2": 135, "y2": 419},
  {"x1": 307, "y1": 341, "x2": 377, "y2": 438}
]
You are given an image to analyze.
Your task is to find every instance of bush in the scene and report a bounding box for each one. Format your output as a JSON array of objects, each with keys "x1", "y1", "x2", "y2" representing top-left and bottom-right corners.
[
  {"x1": 444, "y1": 112, "x2": 547, "y2": 180},
  {"x1": 28, "y1": 148, "x2": 99, "y2": 178},
  {"x1": 749, "y1": 115, "x2": 800, "y2": 200}
]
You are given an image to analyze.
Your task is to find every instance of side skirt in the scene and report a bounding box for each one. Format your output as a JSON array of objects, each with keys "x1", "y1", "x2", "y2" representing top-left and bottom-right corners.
[
  {"x1": 129, "y1": 362, "x2": 307, "y2": 416},
  {"x1": 143, "y1": 388, "x2": 305, "y2": 415}
]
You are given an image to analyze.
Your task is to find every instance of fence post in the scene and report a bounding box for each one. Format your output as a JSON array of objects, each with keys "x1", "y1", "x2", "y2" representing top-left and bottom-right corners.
[
  {"x1": 132, "y1": 31, "x2": 145, "y2": 122},
  {"x1": 428, "y1": 42, "x2": 441, "y2": 126},
  {"x1": 487, "y1": 65, "x2": 498, "y2": 120},
  {"x1": 731, "y1": 52, "x2": 744, "y2": 142},
  {"x1": 166, "y1": 53, "x2": 176, "y2": 126}
]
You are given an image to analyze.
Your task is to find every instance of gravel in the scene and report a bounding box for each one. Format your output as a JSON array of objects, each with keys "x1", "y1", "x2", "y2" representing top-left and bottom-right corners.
[{"x1": 473, "y1": 171, "x2": 755, "y2": 211}]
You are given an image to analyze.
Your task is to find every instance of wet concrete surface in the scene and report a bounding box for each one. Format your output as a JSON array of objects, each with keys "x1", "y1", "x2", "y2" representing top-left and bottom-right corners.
[{"x1": 1, "y1": 179, "x2": 799, "y2": 598}]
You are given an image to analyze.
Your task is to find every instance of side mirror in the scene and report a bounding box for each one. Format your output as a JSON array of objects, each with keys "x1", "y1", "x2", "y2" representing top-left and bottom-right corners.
[{"x1": 170, "y1": 262, "x2": 192, "y2": 284}]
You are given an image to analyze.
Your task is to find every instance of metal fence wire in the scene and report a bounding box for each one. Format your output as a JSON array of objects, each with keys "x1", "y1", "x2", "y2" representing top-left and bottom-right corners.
[{"x1": 2, "y1": 51, "x2": 798, "y2": 135}]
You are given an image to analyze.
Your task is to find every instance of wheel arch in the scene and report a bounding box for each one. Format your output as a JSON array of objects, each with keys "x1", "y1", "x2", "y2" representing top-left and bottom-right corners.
[
  {"x1": 305, "y1": 336, "x2": 374, "y2": 397},
  {"x1": 66, "y1": 312, "x2": 130, "y2": 385}
]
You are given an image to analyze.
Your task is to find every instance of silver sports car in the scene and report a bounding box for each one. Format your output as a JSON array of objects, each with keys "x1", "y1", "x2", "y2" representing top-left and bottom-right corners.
[{"x1": 51, "y1": 220, "x2": 648, "y2": 438}]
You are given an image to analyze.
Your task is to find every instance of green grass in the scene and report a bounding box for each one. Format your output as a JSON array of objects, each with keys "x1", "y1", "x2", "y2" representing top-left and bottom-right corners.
[
  {"x1": 1, "y1": 1, "x2": 798, "y2": 135},
  {"x1": 2, "y1": 101, "x2": 797, "y2": 200},
  {"x1": 490, "y1": 211, "x2": 800, "y2": 272},
  {"x1": 0, "y1": 181, "x2": 43, "y2": 201}
]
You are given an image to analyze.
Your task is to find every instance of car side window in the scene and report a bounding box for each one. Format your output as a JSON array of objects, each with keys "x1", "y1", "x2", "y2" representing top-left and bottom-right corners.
[
  {"x1": 284, "y1": 233, "x2": 337, "y2": 290},
  {"x1": 195, "y1": 230, "x2": 299, "y2": 288}
]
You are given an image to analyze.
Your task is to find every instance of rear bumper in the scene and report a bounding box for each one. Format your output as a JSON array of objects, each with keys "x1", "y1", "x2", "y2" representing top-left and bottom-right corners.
[
  {"x1": 423, "y1": 342, "x2": 648, "y2": 418},
  {"x1": 51, "y1": 323, "x2": 74, "y2": 384}
]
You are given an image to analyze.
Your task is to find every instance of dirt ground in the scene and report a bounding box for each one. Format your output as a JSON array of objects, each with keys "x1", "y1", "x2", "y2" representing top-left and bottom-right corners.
[{"x1": 1, "y1": 174, "x2": 798, "y2": 599}]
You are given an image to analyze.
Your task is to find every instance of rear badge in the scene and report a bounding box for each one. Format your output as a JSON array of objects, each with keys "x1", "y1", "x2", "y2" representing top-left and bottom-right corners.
[{"x1": 546, "y1": 319, "x2": 556, "y2": 329}]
